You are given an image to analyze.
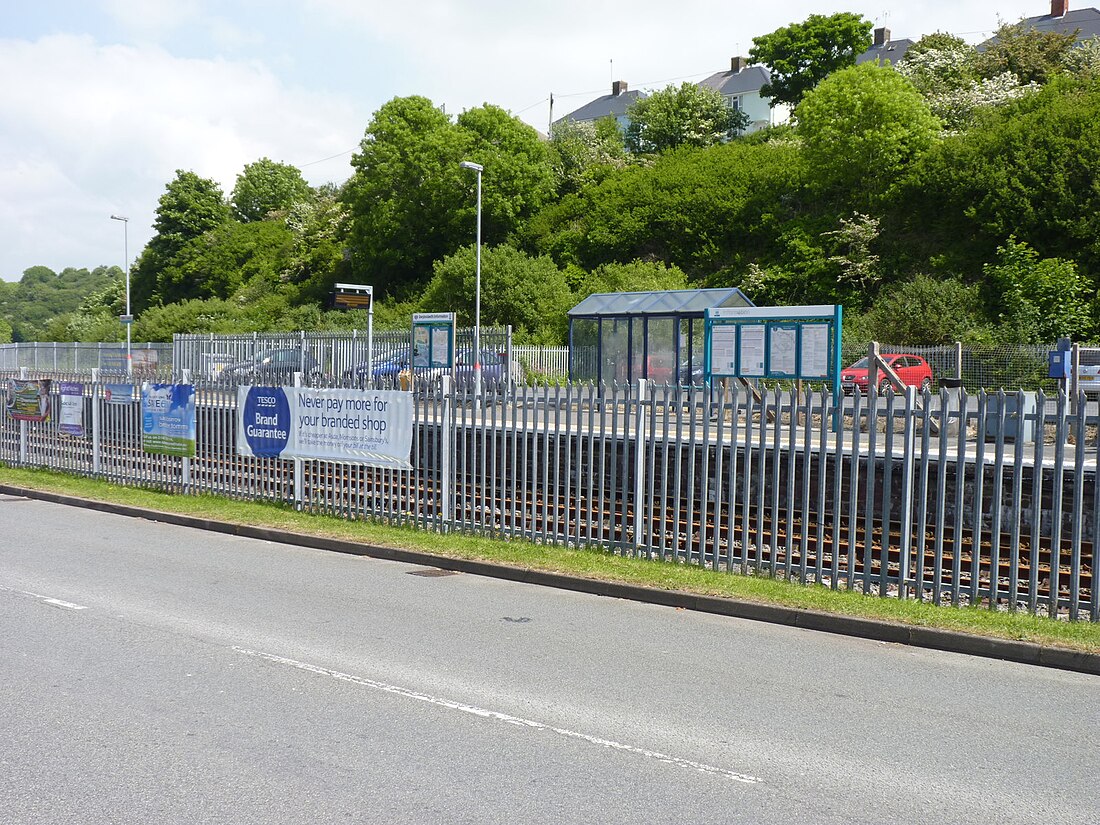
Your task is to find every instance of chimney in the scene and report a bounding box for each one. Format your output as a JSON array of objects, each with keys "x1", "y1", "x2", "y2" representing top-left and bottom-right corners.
[
  {"x1": 730, "y1": 56, "x2": 748, "y2": 73},
  {"x1": 611, "y1": 80, "x2": 628, "y2": 95},
  {"x1": 1051, "y1": 0, "x2": 1068, "y2": 16},
  {"x1": 873, "y1": 27, "x2": 890, "y2": 47}
]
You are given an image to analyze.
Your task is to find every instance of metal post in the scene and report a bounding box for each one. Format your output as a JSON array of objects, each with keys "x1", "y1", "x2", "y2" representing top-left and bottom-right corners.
[
  {"x1": 868, "y1": 341, "x2": 880, "y2": 395},
  {"x1": 1070, "y1": 342, "x2": 1080, "y2": 415},
  {"x1": 460, "y1": 160, "x2": 484, "y2": 403},
  {"x1": 293, "y1": 371, "x2": 304, "y2": 509},
  {"x1": 633, "y1": 378, "x2": 647, "y2": 553},
  {"x1": 91, "y1": 368, "x2": 102, "y2": 475},
  {"x1": 181, "y1": 370, "x2": 192, "y2": 490},
  {"x1": 110, "y1": 214, "x2": 131, "y2": 375},
  {"x1": 440, "y1": 375, "x2": 454, "y2": 528}
]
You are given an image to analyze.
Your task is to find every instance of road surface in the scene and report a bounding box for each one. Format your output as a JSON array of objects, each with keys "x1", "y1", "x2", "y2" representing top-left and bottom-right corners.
[{"x1": 1, "y1": 494, "x2": 1096, "y2": 824}]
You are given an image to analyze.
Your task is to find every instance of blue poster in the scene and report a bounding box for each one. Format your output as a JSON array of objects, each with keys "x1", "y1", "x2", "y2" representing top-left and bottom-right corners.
[
  {"x1": 141, "y1": 383, "x2": 196, "y2": 457},
  {"x1": 238, "y1": 386, "x2": 291, "y2": 458}
]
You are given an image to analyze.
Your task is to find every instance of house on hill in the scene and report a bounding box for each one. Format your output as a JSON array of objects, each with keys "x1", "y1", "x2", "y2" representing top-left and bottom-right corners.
[
  {"x1": 857, "y1": 26, "x2": 914, "y2": 66},
  {"x1": 696, "y1": 56, "x2": 790, "y2": 134},
  {"x1": 552, "y1": 80, "x2": 644, "y2": 132},
  {"x1": 992, "y1": 0, "x2": 1100, "y2": 45}
]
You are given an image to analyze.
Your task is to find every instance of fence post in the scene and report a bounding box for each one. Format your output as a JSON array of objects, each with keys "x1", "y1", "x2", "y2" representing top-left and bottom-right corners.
[
  {"x1": 440, "y1": 375, "x2": 454, "y2": 529},
  {"x1": 18, "y1": 367, "x2": 28, "y2": 465},
  {"x1": 181, "y1": 369, "x2": 192, "y2": 491},
  {"x1": 898, "y1": 385, "x2": 916, "y2": 599},
  {"x1": 1070, "y1": 342, "x2": 1080, "y2": 415},
  {"x1": 868, "y1": 342, "x2": 880, "y2": 394},
  {"x1": 633, "y1": 378, "x2": 648, "y2": 553},
  {"x1": 293, "y1": 371, "x2": 304, "y2": 509},
  {"x1": 954, "y1": 341, "x2": 962, "y2": 381},
  {"x1": 91, "y1": 368, "x2": 101, "y2": 475}
]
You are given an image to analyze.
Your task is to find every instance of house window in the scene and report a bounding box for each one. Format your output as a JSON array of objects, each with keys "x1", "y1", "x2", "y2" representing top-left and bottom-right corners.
[{"x1": 727, "y1": 95, "x2": 741, "y2": 111}]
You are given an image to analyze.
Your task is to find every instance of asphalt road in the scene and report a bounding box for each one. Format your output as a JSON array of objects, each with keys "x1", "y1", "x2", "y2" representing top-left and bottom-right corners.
[{"x1": 1, "y1": 494, "x2": 1097, "y2": 824}]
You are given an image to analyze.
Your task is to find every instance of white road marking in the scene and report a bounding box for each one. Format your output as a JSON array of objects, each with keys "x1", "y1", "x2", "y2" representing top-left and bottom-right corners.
[
  {"x1": 234, "y1": 646, "x2": 763, "y2": 785},
  {"x1": 0, "y1": 584, "x2": 88, "y2": 611}
]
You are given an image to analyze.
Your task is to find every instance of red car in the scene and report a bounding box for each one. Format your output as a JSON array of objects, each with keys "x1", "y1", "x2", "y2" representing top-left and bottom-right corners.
[{"x1": 841, "y1": 354, "x2": 934, "y2": 394}]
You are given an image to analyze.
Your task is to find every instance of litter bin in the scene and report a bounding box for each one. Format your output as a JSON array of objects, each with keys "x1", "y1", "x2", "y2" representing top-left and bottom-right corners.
[{"x1": 984, "y1": 392, "x2": 1037, "y2": 442}]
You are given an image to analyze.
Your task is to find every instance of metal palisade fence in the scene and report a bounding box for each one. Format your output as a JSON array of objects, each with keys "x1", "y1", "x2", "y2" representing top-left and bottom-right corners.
[{"x1": 1, "y1": 368, "x2": 1096, "y2": 622}]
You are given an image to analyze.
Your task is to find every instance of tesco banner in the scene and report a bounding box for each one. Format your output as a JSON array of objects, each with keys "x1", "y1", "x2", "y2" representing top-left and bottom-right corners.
[{"x1": 236, "y1": 386, "x2": 413, "y2": 470}]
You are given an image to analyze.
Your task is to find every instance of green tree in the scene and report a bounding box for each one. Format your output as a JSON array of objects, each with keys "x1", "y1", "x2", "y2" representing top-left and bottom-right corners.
[
  {"x1": 279, "y1": 184, "x2": 351, "y2": 304},
  {"x1": 454, "y1": 104, "x2": 556, "y2": 241},
  {"x1": 578, "y1": 260, "x2": 688, "y2": 297},
  {"x1": 548, "y1": 118, "x2": 628, "y2": 195},
  {"x1": 1062, "y1": 35, "x2": 1100, "y2": 80},
  {"x1": 131, "y1": 170, "x2": 230, "y2": 310},
  {"x1": 898, "y1": 40, "x2": 1038, "y2": 132},
  {"x1": 902, "y1": 78, "x2": 1100, "y2": 282},
  {"x1": 0, "y1": 265, "x2": 119, "y2": 341},
  {"x1": 230, "y1": 158, "x2": 312, "y2": 222},
  {"x1": 420, "y1": 244, "x2": 573, "y2": 343},
  {"x1": 624, "y1": 83, "x2": 748, "y2": 153},
  {"x1": 795, "y1": 62, "x2": 939, "y2": 206},
  {"x1": 749, "y1": 12, "x2": 873, "y2": 107},
  {"x1": 975, "y1": 20, "x2": 1077, "y2": 84},
  {"x1": 156, "y1": 220, "x2": 295, "y2": 304},
  {"x1": 863, "y1": 275, "x2": 991, "y2": 345},
  {"x1": 524, "y1": 139, "x2": 805, "y2": 281},
  {"x1": 984, "y1": 238, "x2": 1093, "y2": 344}
]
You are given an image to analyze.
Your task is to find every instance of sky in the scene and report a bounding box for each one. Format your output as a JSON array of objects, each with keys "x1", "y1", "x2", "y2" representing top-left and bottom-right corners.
[{"x1": 0, "y1": 0, "x2": 1050, "y2": 282}]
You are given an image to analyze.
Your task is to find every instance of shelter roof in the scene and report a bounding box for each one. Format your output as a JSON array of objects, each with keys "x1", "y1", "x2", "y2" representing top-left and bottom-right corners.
[{"x1": 568, "y1": 287, "x2": 755, "y2": 317}]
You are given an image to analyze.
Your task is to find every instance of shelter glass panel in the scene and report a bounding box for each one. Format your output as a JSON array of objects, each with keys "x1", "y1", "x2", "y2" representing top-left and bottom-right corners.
[
  {"x1": 571, "y1": 319, "x2": 599, "y2": 382},
  {"x1": 646, "y1": 317, "x2": 676, "y2": 384}
]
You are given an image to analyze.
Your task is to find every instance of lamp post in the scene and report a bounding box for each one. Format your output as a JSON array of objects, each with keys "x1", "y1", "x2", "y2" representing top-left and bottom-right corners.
[
  {"x1": 109, "y1": 214, "x2": 131, "y2": 375},
  {"x1": 459, "y1": 160, "x2": 483, "y2": 401}
]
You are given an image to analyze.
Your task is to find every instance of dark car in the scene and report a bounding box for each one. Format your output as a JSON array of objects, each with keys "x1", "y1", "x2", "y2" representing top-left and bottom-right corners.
[
  {"x1": 220, "y1": 348, "x2": 321, "y2": 383},
  {"x1": 343, "y1": 348, "x2": 524, "y2": 392},
  {"x1": 841, "y1": 354, "x2": 933, "y2": 394}
]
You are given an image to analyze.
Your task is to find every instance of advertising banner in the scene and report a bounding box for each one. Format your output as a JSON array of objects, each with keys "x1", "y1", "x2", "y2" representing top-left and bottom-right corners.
[
  {"x1": 236, "y1": 386, "x2": 413, "y2": 470},
  {"x1": 141, "y1": 383, "x2": 197, "y2": 457},
  {"x1": 104, "y1": 383, "x2": 135, "y2": 404},
  {"x1": 58, "y1": 381, "x2": 85, "y2": 436},
  {"x1": 7, "y1": 379, "x2": 51, "y2": 422}
]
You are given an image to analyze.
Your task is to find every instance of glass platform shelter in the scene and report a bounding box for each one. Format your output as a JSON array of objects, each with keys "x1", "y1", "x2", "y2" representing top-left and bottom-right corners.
[{"x1": 568, "y1": 287, "x2": 754, "y2": 384}]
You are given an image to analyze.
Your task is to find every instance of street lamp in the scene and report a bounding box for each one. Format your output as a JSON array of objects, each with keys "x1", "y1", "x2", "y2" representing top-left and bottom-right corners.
[
  {"x1": 459, "y1": 160, "x2": 483, "y2": 400},
  {"x1": 109, "y1": 214, "x2": 131, "y2": 375}
]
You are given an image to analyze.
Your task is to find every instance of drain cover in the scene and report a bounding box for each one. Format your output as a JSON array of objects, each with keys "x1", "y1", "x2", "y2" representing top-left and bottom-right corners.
[{"x1": 407, "y1": 567, "x2": 459, "y2": 578}]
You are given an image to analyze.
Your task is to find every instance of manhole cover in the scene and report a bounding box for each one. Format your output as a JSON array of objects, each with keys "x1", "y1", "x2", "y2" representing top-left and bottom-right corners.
[{"x1": 407, "y1": 568, "x2": 459, "y2": 578}]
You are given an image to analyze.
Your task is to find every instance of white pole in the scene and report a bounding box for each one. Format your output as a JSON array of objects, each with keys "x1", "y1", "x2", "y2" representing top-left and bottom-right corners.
[
  {"x1": 459, "y1": 161, "x2": 484, "y2": 403},
  {"x1": 110, "y1": 215, "x2": 131, "y2": 375}
]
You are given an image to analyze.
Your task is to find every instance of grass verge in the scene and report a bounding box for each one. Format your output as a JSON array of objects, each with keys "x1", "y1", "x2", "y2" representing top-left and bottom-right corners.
[{"x1": 2, "y1": 464, "x2": 1098, "y2": 654}]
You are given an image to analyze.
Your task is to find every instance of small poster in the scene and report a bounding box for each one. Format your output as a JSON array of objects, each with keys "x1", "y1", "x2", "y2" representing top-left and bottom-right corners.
[
  {"x1": 800, "y1": 324, "x2": 830, "y2": 379},
  {"x1": 141, "y1": 383, "x2": 196, "y2": 457},
  {"x1": 59, "y1": 381, "x2": 85, "y2": 436},
  {"x1": 738, "y1": 325, "x2": 766, "y2": 377},
  {"x1": 710, "y1": 326, "x2": 738, "y2": 376},
  {"x1": 104, "y1": 383, "x2": 135, "y2": 404},
  {"x1": 6, "y1": 379, "x2": 51, "y2": 422},
  {"x1": 768, "y1": 325, "x2": 797, "y2": 376}
]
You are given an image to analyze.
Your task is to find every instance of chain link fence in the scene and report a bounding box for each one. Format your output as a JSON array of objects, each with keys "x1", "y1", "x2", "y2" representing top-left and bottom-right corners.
[{"x1": 2, "y1": 338, "x2": 1089, "y2": 394}]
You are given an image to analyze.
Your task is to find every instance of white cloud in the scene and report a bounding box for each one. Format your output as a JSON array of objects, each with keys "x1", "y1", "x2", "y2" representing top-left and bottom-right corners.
[{"x1": 0, "y1": 33, "x2": 364, "y2": 280}]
